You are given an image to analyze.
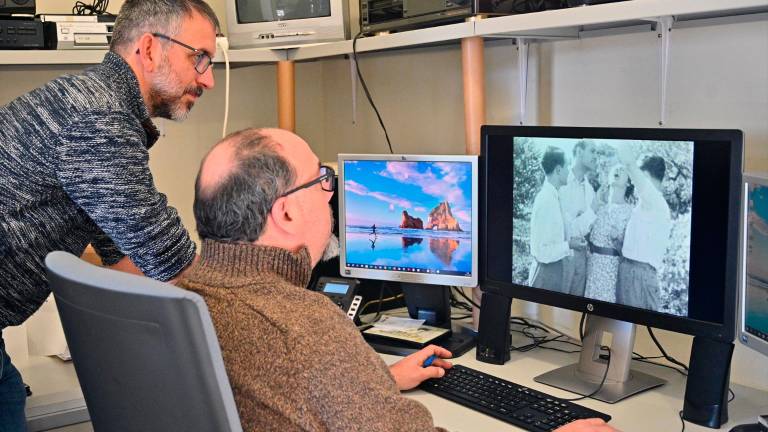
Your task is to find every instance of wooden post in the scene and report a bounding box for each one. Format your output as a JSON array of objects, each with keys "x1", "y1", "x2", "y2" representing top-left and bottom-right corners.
[
  {"x1": 461, "y1": 36, "x2": 485, "y2": 156},
  {"x1": 461, "y1": 35, "x2": 486, "y2": 331},
  {"x1": 277, "y1": 60, "x2": 295, "y2": 131}
]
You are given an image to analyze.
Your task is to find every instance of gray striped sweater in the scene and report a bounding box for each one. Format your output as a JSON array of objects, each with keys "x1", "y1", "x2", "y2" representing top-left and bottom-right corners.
[{"x1": 0, "y1": 52, "x2": 196, "y2": 327}]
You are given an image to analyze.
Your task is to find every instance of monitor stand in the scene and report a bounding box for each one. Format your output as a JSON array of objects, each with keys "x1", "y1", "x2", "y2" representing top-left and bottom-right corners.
[
  {"x1": 535, "y1": 315, "x2": 666, "y2": 403},
  {"x1": 364, "y1": 283, "x2": 476, "y2": 358}
]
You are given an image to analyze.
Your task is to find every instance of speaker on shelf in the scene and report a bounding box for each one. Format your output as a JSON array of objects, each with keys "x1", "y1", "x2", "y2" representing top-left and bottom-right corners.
[
  {"x1": 682, "y1": 336, "x2": 735, "y2": 429},
  {"x1": 0, "y1": 0, "x2": 35, "y2": 15},
  {"x1": 476, "y1": 291, "x2": 512, "y2": 365}
]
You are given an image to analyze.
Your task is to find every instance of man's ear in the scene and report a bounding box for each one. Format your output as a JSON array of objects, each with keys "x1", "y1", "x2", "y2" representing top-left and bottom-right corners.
[
  {"x1": 135, "y1": 33, "x2": 162, "y2": 73},
  {"x1": 269, "y1": 196, "x2": 301, "y2": 236}
]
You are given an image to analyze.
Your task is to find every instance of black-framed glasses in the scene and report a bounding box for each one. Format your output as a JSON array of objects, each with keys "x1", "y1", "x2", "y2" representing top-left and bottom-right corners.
[
  {"x1": 152, "y1": 33, "x2": 213, "y2": 74},
  {"x1": 282, "y1": 165, "x2": 335, "y2": 197}
]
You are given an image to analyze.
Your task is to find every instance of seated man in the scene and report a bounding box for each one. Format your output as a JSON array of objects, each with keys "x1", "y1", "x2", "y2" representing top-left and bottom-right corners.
[{"x1": 179, "y1": 127, "x2": 617, "y2": 432}]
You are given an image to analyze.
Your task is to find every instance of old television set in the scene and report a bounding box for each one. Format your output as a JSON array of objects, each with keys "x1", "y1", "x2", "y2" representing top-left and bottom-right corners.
[
  {"x1": 338, "y1": 154, "x2": 478, "y2": 355},
  {"x1": 226, "y1": 0, "x2": 349, "y2": 49},
  {"x1": 480, "y1": 126, "x2": 743, "y2": 420}
]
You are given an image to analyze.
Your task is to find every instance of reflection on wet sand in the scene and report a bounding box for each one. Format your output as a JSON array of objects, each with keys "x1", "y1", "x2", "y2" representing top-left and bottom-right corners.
[
  {"x1": 401, "y1": 237, "x2": 423, "y2": 249},
  {"x1": 430, "y1": 238, "x2": 459, "y2": 265}
]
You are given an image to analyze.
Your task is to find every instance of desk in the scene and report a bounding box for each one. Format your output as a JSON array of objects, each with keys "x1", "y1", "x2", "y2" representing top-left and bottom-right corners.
[
  {"x1": 20, "y1": 336, "x2": 768, "y2": 432},
  {"x1": 381, "y1": 346, "x2": 768, "y2": 432}
]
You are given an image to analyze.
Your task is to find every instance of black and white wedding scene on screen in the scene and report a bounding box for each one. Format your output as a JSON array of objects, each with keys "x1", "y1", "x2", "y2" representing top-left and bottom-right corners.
[{"x1": 511, "y1": 137, "x2": 694, "y2": 317}]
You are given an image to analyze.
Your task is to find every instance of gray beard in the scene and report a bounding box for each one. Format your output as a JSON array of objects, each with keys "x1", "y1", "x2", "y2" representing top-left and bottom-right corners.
[{"x1": 321, "y1": 234, "x2": 340, "y2": 262}]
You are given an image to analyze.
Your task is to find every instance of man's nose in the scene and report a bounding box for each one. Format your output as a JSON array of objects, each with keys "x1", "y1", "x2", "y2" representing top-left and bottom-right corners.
[{"x1": 197, "y1": 66, "x2": 215, "y2": 89}]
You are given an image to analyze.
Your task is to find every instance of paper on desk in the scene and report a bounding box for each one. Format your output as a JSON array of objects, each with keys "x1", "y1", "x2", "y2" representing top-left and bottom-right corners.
[{"x1": 372, "y1": 315, "x2": 425, "y2": 331}]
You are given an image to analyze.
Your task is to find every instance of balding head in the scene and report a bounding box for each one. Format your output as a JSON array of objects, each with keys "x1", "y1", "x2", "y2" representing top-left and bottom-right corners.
[
  {"x1": 194, "y1": 127, "x2": 336, "y2": 265},
  {"x1": 193, "y1": 128, "x2": 296, "y2": 242}
]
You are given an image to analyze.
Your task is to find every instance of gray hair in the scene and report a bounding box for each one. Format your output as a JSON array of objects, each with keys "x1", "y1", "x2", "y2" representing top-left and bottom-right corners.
[
  {"x1": 194, "y1": 129, "x2": 296, "y2": 243},
  {"x1": 110, "y1": 0, "x2": 220, "y2": 53}
]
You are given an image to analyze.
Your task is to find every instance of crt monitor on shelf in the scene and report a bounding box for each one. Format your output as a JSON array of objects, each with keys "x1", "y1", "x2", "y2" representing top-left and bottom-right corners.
[
  {"x1": 225, "y1": 0, "x2": 349, "y2": 49},
  {"x1": 480, "y1": 126, "x2": 743, "y2": 406},
  {"x1": 338, "y1": 154, "x2": 478, "y2": 355}
]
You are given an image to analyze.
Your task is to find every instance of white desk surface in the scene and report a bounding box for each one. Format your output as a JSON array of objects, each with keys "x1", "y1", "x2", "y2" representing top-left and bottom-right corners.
[
  {"x1": 20, "y1": 335, "x2": 768, "y2": 432},
  {"x1": 379, "y1": 340, "x2": 768, "y2": 432}
]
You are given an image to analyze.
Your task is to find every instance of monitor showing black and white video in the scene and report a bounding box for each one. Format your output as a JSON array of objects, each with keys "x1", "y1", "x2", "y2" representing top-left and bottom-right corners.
[{"x1": 510, "y1": 137, "x2": 694, "y2": 317}]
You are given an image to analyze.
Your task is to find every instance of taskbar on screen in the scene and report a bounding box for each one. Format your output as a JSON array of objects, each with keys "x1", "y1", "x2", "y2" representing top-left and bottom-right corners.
[
  {"x1": 345, "y1": 263, "x2": 469, "y2": 277},
  {"x1": 746, "y1": 325, "x2": 768, "y2": 343}
]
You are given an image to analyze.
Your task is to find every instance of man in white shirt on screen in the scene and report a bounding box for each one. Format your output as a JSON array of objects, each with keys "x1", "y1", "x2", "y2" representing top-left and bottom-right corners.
[
  {"x1": 529, "y1": 146, "x2": 587, "y2": 293},
  {"x1": 559, "y1": 140, "x2": 598, "y2": 296},
  {"x1": 615, "y1": 146, "x2": 672, "y2": 311}
]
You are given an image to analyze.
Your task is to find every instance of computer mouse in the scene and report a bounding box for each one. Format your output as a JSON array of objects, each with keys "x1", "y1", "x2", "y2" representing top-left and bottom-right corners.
[{"x1": 729, "y1": 423, "x2": 763, "y2": 432}]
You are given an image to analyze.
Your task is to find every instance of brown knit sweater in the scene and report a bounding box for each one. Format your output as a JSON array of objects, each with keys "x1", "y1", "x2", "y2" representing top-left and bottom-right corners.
[{"x1": 178, "y1": 240, "x2": 446, "y2": 432}]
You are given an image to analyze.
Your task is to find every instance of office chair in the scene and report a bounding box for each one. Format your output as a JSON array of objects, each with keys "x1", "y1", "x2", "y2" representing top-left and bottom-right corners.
[{"x1": 45, "y1": 251, "x2": 243, "y2": 432}]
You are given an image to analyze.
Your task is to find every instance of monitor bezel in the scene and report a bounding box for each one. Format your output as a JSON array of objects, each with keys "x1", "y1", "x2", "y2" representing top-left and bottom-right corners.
[
  {"x1": 739, "y1": 172, "x2": 768, "y2": 356},
  {"x1": 338, "y1": 154, "x2": 479, "y2": 287},
  {"x1": 480, "y1": 126, "x2": 743, "y2": 342}
]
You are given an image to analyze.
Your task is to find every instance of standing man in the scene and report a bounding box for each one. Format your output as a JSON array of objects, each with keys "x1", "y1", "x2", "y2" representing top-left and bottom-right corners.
[
  {"x1": 529, "y1": 146, "x2": 587, "y2": 293},
  {"x1": 559, "y1": 140, "x2": 597, "y2": 297},
  {"x1": 0, "y1": 1, "x2": 219, "y2": 428},
  {"x1": 615, "y1": 146, "x2": 672, "y2": 311}
]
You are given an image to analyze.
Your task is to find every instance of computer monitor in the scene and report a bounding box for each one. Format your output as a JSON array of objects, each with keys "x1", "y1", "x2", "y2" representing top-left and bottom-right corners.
[
  {"x1": 481, "y1": 126, "x2": 743, "y2": 402},
  {"x1": 339, "y1": 154, "x2": 478, "y2": 287},
  {"x1": 338, "y1": 154, "x2": 479, "y2": 355},
  {"x1": 739, "y1": 173, "x2": 768, "y2": 357}
]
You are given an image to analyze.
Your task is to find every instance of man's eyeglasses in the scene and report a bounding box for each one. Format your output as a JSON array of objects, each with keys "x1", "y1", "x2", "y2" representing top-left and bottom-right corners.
[
  {"x1": 152, "y1": 33, "x2": 213, "y2": 74},
  {"x1": 282, "y1": 165, "x2": 335, "y2": 197}
]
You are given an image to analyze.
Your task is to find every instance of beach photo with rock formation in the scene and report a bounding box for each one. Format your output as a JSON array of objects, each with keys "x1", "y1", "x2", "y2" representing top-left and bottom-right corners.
[{"x1": 342, "y1": 159, "x2": 473, "y2": 276}]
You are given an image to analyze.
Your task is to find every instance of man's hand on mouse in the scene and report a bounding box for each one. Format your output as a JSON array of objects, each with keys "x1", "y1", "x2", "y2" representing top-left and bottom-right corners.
[
  {"x1": 389, "y1": 345, "x2": 453, "y2": 391},
  {"x1": 555, "y1": 418, "x2": 620, "y2": 432}
]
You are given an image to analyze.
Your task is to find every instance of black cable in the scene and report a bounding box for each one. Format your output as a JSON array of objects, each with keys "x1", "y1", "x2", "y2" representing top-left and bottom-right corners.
[
  {"x1": 360, "y1": 283, "x2": 387, "y2": 325},
  {"x1": 352, "y1": 32, "x2": 394, "y2": 154},
  {"x1": 72, "y1": 0, "x2": 113, "y2": 15},
  {"x1": 647, "y1": 327, "x2": 689, "y2": 372},
  {"x1": 579, "y1": 312, "x2": 586, "y2": 342},
  {"x1": 679, "y1": 410, "x2": 686, "y2": 432},
  {"x1": 560, "y1": 346, "x2": 612, "y2": 401},
  {"x1": 449, "y1": 290, "x2": 473, "y2": 312},
  {"x1": 646, "y1": 327, "x2": 736, "y2": 404},
  {"x1": 632, "y1": 357, "x2": 688, "y2": 377},
  {"x1": 453, "y1": 286, "x2": 481, "y2": 309}
]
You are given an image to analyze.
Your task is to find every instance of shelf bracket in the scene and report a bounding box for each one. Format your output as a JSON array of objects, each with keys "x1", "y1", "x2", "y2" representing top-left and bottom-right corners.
[
  {"x1": 650, "y1": 16, "x2": 675, "y2": 126},
  {"x1": 516, "y1": 38, "x2": 530, "y2": 125},
  {"x1": 349, "y1": 56, "x2": 357, "y2": 125}
]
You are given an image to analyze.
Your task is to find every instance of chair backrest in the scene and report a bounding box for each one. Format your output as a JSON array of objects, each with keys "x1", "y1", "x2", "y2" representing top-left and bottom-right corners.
[{"x1": 45, "y1": 251, "x2": 242, "y2": 432}]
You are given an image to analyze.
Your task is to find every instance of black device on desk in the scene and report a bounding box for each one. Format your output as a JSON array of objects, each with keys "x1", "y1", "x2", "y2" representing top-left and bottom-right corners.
[
  {"x1": 420, "y1": 365, "x2": 611, "y2": 432},
  {"x1": 315, "y1": 276, "x2": 363, "y2": 322}
]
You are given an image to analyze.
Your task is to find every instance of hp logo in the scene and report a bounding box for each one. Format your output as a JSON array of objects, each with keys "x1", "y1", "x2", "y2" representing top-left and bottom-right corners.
[{"x1": 586, "y1": 304, "x2": 594, "y2": 312}]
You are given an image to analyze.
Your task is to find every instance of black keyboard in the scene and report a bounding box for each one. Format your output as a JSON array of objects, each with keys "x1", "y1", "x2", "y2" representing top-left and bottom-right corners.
[{"x1": 420, "y1": 365, "x2": 611, "y2": 432}]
